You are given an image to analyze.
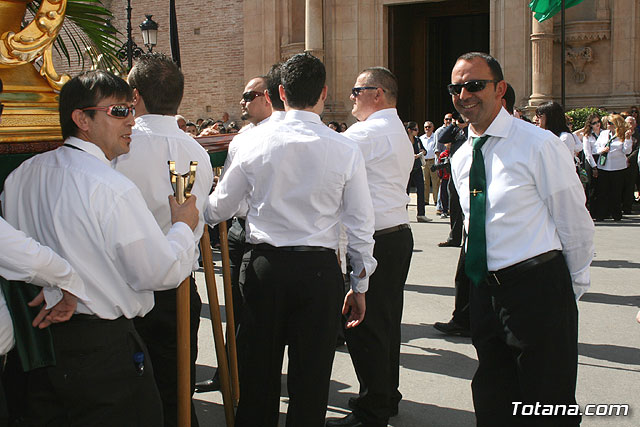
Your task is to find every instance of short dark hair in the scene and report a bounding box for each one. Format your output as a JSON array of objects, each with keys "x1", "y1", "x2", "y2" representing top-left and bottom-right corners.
[
  {"x1": 535, "y1": 101, "x2": 570, "y2": 136},
  {"x1": 59, "y1": 70, "x2": 132, "y2": 139},
  {"x1": 266, "y1": 63, "x2": 285, "y2": 111},
  {"x1": 457, "y1": 52, "x2": 504, "y2": 82},
  {"x1": 281, "y1": 53, "x2": 325, "y2": 109},
  {"x1": 128, "y1": 53, "x2": 184, "y2": 115},
  {"x1": 405, "y1": 121, "x2": 418, "y2": 131},
  {"x1": 503, "y1": 83, "x2": 515, "y2": 114},
  {"x1": 360, "y1": 67, "x2": 398, "y2": 103}
]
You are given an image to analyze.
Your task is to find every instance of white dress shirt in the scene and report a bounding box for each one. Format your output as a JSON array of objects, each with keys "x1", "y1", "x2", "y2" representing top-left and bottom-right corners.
[
  {"x1": 582, "y1": 132, "x2": 599, "y2": 168},
  {"x1": 2, "y1": 137, "x2": 196, "y2": 319},
  {"x1": 343, "y1": 108, "x2": 413, "y2": 231},
  {"x1": 113, "y1": 114, "x2": 213, "y2": 269},
  {"x1": 560, "y1": 132, "x2": 583, "y2": 155},
  {"x1": 419, "y1": 132, "x2": 437, "y2": 160},
  {"x1": 595, "y1": 130, "x2": 632, "y2": 171},
  {"x1": 205, "y1": 110, "x2": 377, "y2": 292},
  {"x1": 221, "y1": 112, "x2": 286, "y2": 219},
  {"x1": 0, "y1": 218, "x2": 87, "y2": 354},
  {"x1": 451, "y1": 108, "x2": 594, "y2": 299}
]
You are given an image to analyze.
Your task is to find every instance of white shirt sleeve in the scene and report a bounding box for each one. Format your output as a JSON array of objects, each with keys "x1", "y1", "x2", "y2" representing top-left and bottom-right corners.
[
  {"x1": 205, "y1": 158, "x2": 252, "y2": 226},
  {"x1": 582, "y1": 135, "x2": 596, "y2": 168},
  {"x1": 0, "y1": 216, "x2": 87, "y2": 308},
  {"x1": 103, "y1": 189, "x2": 196, "y2": 292},
  {"x1": 340, "y1": 152, "x2": 377, "y2": 293}
]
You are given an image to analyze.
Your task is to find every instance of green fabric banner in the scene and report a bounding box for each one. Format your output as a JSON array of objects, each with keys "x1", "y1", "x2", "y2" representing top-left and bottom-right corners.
[
  {"x1": 0, "y1": 277, "x2": 56, "y2": 372},
  {"x1": 529, "y1": 0, "x2": 586, "y2": 22}
]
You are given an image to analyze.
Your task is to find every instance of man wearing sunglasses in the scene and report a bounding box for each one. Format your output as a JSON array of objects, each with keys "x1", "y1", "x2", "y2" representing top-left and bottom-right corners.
[
  {"x1": 448, "y1": 52, "x2": 594, "y2": 426},
  {"x1": 239, "y1": 76, "x2": 272, "y2": 132},
  {"x1": 112, "y1": 53, "x2": 213, "y2": 426},
  {"x1": 2, "y1": 70, "x2": 200, "y2": 425},
  {"x1": 196, "y1": 64, "x2": 286, "y2": 394},
  {"x1": 326, "y1": 67, "x2": 414, "y2": 427},
  {"x1": 205, "y1": 53, "x2": 376, "y2": 426}
]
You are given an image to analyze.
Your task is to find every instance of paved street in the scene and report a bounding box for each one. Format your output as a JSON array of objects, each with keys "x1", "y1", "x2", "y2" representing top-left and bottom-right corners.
[{"x1": 192, "y1": 197, "x2": 640, "y2": 426}]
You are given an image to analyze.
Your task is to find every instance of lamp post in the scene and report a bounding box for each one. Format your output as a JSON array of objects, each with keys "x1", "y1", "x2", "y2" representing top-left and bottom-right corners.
[
  {"x1": 140, "y1": 15, "x2": 159, "y2": 52},
  {"x1": 116, "y1": 0, "x2": 144, "y2": 70}
]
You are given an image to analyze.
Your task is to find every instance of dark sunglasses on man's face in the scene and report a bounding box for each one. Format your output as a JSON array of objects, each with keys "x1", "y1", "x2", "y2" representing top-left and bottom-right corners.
[
  {"x1": 241, "y1": 91, "x2": 264, "y2": 102},
  {"x1": 81, "y1": 104, "x2": 135, "y2": 118},
  {"x1": 351, "y1": 86, "x2": 383, "y2": 97},
  {"x1": 590, "y1": 121, "x2": 600, "y2": 126},
  {"x1": 447, "y1": 79, "x2": 500, "y2": 96}
]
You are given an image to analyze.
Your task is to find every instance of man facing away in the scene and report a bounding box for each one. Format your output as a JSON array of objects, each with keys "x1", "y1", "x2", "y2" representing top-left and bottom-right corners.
[
  {"x1": 448, "y1": 52, "x2": 593, "y2": 426},
  {"x1": 205, "y1": 52, "x2": 377, "y2": 427},
  {"x1": 2, "y1": 70, "x2": 199, "y2": 425},
  {"x1": 112, "y1": 52, "x2": 213, "y2": 426},
  {"x1": 326, "y1": 67, "x2": 414, "y2": 427}
]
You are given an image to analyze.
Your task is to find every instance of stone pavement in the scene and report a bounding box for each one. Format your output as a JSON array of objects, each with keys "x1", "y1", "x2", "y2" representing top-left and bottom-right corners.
[{"x1": 192, "y1": 197, "x2": 640, "y2": 426}]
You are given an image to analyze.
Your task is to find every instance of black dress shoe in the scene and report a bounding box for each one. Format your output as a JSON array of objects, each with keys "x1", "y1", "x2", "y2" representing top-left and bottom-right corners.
[
  {"x1": 434, "y1": 320, "x2": 470, "y2": 337},
  {"x1": 348, "y1": 397, "x2": 398, "y2": 417},
  {"x1": 195, "y1": 376, "x2": 220, "y2": 393},
  {"x1": 325, "y1": 413, "x2": 363, "y2": 427},
  {"x1": 437, "y1": 241, "x2": 460, "y2": 247}
]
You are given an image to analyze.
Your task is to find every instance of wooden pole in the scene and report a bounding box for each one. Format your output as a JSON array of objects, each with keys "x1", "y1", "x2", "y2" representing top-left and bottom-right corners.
[
  {"x1": 176, "y1": 276, "x2": 191, "y2": 427},
  {"x1": 200, "y1": 227, "x2": 235, "y2": 426},
  {"x1": 217, "y1": 220, "x2": 239, "y2": 404}
]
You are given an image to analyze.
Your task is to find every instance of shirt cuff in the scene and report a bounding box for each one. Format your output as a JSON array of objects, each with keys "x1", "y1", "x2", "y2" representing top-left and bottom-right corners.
[{"x1": 43, "y1": 286, "x2": 63, "y2": 310}]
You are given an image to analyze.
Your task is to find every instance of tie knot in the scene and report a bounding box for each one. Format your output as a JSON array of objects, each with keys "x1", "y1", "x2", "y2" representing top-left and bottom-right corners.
[{"x1": 472, "y1": 135, "x2": 489, "y2": 150}]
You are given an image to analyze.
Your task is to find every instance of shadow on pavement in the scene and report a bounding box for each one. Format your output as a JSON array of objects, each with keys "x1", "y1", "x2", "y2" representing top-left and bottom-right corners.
[
  {"x1": 591, "y1": 259, "x2": 640, "y2": 269},
  {"x1": 404, "y1": 284, "x2": 455, "y2": 297},
  {"x1": 578, "y1": 343, "x2": 640, "y2": 366},
  {"x1": 580, "y1": 292, "x2": 640, "y2": 307},
  {"x1": 400, "y1": 344, "x2": 477, "y2": 381}
]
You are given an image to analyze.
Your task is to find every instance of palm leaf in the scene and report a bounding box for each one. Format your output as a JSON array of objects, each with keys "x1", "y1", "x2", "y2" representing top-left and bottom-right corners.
[{"x1": 27, "y1": 0, "x2": 125, "y2": 74}]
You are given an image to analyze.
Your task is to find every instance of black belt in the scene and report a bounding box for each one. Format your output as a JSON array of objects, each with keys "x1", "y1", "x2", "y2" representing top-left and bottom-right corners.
[
  {"x1": 486, "y1": 250, "x2": 562, "y2": 286},
  {"x1": 70, "y1": 313, "x2": 126, "y2": 323},
  {"x1": 374, "y1": 223, "x2": 410, "y2": 238},
  {"x1": 250, "y1": 243, "x2": 334, "y2": 253}
]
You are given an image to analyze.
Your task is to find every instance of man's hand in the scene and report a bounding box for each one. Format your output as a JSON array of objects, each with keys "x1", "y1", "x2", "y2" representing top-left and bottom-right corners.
[
  {"x1": 169, "y1": 194, "x2": 199, "y2": 231},
  {"x1": 342, "y1": 289, "x2": 366, "y2": 328},
  {"x1": 28, "y1": 289, "x2": 77, "y2": 329}
]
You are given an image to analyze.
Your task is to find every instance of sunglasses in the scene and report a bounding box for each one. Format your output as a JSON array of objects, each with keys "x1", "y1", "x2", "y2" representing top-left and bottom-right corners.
[
  {"x1": 410, "y1": 128, "x2": 418, "y2": 131},
  {"x1": 590, "y1": 121, "x2": 600, "y2": 126},
  {"x1": 447, "y1": 79, "x2": 500, "y2": 96},
  {"x1": 242, "y1": 91, "x2": 264, "y2": 102},
  {"x1": 424, "y1": 125, "x2": 433, "y2": 128},
  {"x1": 81, "y1": 104, "x2": 135, "y2": 118},
  {"x1": 351, "y1": 86, "x2": 383, "y2": 97},
  {"x1": 607, "y1": 121, "x2": 615, "y2": 126}
]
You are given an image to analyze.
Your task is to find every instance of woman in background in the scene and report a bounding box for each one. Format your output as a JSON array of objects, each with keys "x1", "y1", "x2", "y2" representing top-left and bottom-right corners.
[{"x1": 581, "y1": 113, "x2": 603, "y2": 215}]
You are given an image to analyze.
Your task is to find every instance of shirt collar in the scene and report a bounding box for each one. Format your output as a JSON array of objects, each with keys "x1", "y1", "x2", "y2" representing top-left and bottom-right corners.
[
  {"x1": 284, "y1": 109, "x2": 323, "y2": 124},
  {"x1": 269, "y1": 111, "x2": 286, "y2": 122},
  {"x1": 364, "y1": 108, "x2": 399, "y2": 121},
  {"x1": 467, "y1": 107, "x2": 512, "y2": 141},
  {"x1": 134, "y1": 114, "x2": 181, "y2": 133},
  {"x1": 257, "y1": 116, "x2": 271, "y2": 126},
  {"x1": 65, "y1": 136, "x2": 111, "y2": 165}
]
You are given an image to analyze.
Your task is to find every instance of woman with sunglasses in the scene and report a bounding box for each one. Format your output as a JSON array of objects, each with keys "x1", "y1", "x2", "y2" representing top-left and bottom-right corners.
[
  {"x1": 593, "y1": 114, "x2": 633, "y2": 221},
  {"x1": 405, "y1": 121, "x2": 429, "y2": 222},
  {"x1": 580, "y1": 113, "x2": 603, "y2": 214}
]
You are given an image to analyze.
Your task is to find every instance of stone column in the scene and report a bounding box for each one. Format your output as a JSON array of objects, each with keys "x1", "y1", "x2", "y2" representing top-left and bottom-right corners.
[
  {"x1": 305, "y1": 0, "x2": 324, "y2": 61},
  {"x1": 529, "y1": 16, "x2": 554, "y2": 106}
]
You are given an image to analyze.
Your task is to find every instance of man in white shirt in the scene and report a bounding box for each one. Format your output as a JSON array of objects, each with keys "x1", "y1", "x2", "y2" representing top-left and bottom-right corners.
[
  {"x1": 239, "y1": 75, "x2": 272, "y2": 133},
  {"x1": 448, "y1": 52, "x2": 594, "y2": 426},
  {"x1": 205, "y1": 53, "x2": 377, "y2": 426},
  {"x1": 196, "y1": 65, "x2": 285, "y2": 393},
  {"x1": 420, "y1": 121, "x2": 440, "y2": 206},
  {"x1": 2, "y1": 70, "x2": 199, "y2": 426},
  {"x1": 112, "y1": 53, "x2": 213, "y2": 426},
  {"x1": 326, "y1": 67, "x2": 414, "y2": 427}
]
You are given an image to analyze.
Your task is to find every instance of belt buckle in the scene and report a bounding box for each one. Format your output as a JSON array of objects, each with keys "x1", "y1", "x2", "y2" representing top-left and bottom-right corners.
[{"x1": 488, "y1": 272, "x2": 501, "y2": 286}]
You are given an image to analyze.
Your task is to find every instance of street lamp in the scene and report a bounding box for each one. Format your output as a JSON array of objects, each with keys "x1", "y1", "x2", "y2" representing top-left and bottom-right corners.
[{"x1": 140, "y1": 15, "x2": 159, "y2": 52}]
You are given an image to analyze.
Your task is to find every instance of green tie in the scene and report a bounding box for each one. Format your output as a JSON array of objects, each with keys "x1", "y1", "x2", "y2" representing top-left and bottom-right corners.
[{"x1": 465, "y1": 135, "x2": 490, "y2": 286}]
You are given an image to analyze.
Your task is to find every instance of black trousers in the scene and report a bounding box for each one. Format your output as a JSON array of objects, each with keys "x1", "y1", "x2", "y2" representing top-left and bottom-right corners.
[
  {"x1": 234, "y1": 248, "x2": 343, "y2": 427},
  {"x1": 134, "y1": 277, "x2": 202, "y2": 427},
  {"x1": 407, "y1": 168, "x2": 425, "y2": 216},
  {"x1": 622, "y1": 163, "x2": 638, "y2": 211},
  {"x1": 446, "y1": 179, "x2": 463, "y2": 246},
  {"x1": 594, "y1": 168, "x2": 625, "y2": 220},
  {"x1": 451, "y1": 243, "x2": 470, "y2": 328},
  {"x1": 346, "y1": 228, "x2": 414, "y2": 426},
  {"x1": 25, "y1": 316, "x2": 163, "y2": 426},
  {"x1": 227, "y1": 217, "x2": 247, "y2": 329},
  {"x1": 469, "y1": 253, "x2": 580, "y2": 427}
]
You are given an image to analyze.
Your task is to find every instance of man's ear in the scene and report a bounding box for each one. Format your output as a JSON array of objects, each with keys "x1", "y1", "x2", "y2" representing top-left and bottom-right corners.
[
  {"x1": 132, "y1": 88, "x2": 141, "y2": 107},
  {"x1": 278, "y1": 84, "x2": 288, "y2": 108},
  {"x1": 71, "y1": 109, "x2": 90, "y2": 132},
  {"x1": 495, "y1": 80, "x2": 507, "y2": 99},
  {"x1": 320, "y1": 85, "x2": 328, "y2": 103}
]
